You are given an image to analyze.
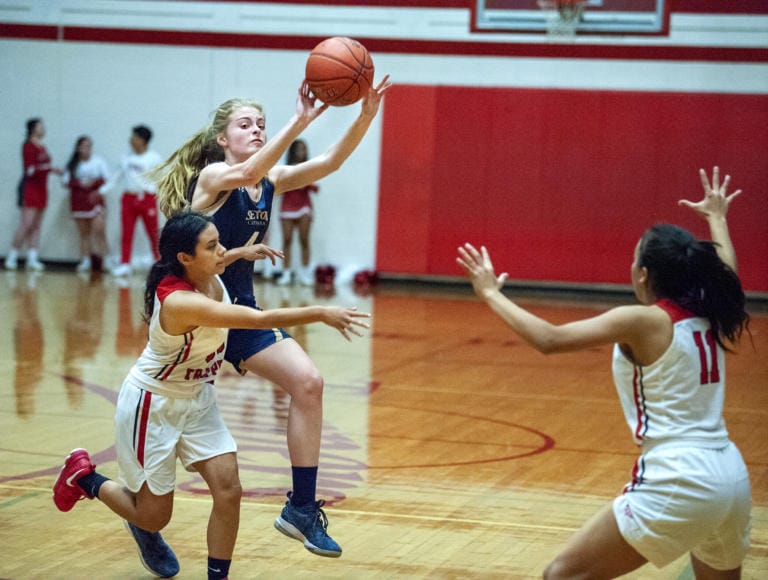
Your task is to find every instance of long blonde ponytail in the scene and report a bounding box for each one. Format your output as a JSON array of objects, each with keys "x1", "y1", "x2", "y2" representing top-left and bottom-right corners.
[
  {"x1": 151, "y1": 127, "x2": 217, "y2": 217},
  {"x1": 150, "y1": 98, "x2": 264, "y2": 217}
]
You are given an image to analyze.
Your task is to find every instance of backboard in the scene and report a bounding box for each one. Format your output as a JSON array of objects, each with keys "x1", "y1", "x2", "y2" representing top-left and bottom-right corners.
[{"x1": 472, "y1": 0, "x2": 669, "y2": 35}]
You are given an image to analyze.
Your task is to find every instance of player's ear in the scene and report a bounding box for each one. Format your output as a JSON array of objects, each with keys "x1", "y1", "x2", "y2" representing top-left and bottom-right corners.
[
  {"x1": 177, "y1": 251, "x2": 194, "y2": 267},
  {"x1": 216, "y1": 133, "x2": 227, "y2": 148}
]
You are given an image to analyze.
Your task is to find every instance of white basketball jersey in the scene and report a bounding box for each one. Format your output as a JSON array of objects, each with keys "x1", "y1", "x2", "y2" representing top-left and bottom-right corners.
[
  {"x1": 129, "y1": 275, "x2": 229, "y2": 398},
  {"x1": 612, "y1": 299, "x2": 729, "y2": 447}
]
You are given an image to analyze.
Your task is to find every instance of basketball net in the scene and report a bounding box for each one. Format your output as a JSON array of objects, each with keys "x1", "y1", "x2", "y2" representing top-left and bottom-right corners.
[{"x1": 537, "y1": 0, "x2": 588, "y2": 37}]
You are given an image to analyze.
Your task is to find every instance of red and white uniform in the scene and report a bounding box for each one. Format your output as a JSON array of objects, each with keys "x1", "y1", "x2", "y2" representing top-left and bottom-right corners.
[
  {"x1": 613, "y1": 299, "x2": 729, "y2": 447},
  {"x1": 100, "y1": 148, "x2": 164, "y2": 263},
  {"x1": 63, "y1": 156, "x2": 110, "y2": 218},
  {"x1": 610, "y1": 299, "x2": 751, "y2": 569},
  {"x1": 130, "y1": 276, "x2": 228, "y2": 398},
  {"x1": 101, "y1": 149, "x2": 163, "y2": 198},
  {"x1": 20, "y1": 141, "x2": 54, "y2": 209},
  {"x1": 279, "y1": 183, "x2": 318, "y2": 219},
  {"x1": 115, "y1": 275, "x2": 237, "y2": 495}
]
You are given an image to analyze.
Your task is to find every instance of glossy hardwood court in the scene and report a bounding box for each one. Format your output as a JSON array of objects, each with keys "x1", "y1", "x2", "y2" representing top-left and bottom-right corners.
[{"x1": 1, "y1": 269, "x2": 766, "y2": 579}]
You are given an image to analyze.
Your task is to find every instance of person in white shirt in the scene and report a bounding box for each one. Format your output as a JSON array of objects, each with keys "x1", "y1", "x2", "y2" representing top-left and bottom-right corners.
[
  {"x1": 457, "y1": 167, "x2": 751, "y2": 579},
  {"x1": 100, "y1": 125, "x2": 163, "y2": 276}
]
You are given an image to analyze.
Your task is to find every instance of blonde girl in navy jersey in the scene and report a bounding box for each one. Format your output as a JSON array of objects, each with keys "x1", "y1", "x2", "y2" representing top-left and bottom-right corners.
[
  {"x1": 53, "y1": 211, "x2": 370, "y2": 580},
  {"x1": 150, "y1": 76, "x2": 391, "y2": 558},
  {"x1": 457, "y1": 168, "x2": 751, "y2": 579}
]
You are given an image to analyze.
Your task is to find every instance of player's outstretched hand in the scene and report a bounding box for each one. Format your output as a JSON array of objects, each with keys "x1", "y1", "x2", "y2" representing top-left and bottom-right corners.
[
  {"x1": 323, "y1": 306, "x2": 371, "y2": 341},
  {"x1": 361, "y1": 74, "x2": 392, "y2": 117},
  {"x1": 456, "y1": 243, "x2": 508, "y2": 299},
  {"x1": 297, "y1": 80, "x2": 329, "y2": 123},
  {"x1": 240, "y1": 243, "x2": 284, "y2": 264},
  {"x1": 679, "y1": 166, "x2": 742, "y2": 222}
]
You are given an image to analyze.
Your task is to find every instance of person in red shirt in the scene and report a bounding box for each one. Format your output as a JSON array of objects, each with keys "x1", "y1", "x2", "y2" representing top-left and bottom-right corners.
[
  {"x1": 5, "y1": 118, "x2": 62, "y2": 271},
  {"x1": 277, "y1": 139, "x2": 319, "y2": 286},
  {"x1": 63, "y1": 135, "x2": 111, "y2": 273}
]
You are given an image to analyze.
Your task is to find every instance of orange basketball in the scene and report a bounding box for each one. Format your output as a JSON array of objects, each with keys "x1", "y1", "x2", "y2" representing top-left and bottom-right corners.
[{"x1": 305, "y1": 37, "x2": 374, "y2": 107}]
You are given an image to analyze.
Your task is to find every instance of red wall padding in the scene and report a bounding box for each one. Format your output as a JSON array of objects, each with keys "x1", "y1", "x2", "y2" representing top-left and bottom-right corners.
[{"x1": 377, "y1": 85, "x2": 768, "y2": 292}]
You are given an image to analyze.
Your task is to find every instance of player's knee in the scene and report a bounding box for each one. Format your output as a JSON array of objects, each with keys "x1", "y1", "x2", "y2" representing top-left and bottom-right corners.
[
  {"x1": 140, "y1": 511, "x2": 172, "y2": 532},
  {"x1": 543, "y1": 556, "x2": 582, "y2": 580},
  {"x1": 212, "y1": 477, "x2": 242, "y2": 507},
  {"x1": 291, "y1": 369, "x2": 324, "y2": 403}
]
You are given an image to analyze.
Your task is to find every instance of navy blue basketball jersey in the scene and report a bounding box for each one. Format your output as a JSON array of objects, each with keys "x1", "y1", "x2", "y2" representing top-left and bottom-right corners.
[{"x1": 208, "y1": 177, "x2": 274, "y2": 307}]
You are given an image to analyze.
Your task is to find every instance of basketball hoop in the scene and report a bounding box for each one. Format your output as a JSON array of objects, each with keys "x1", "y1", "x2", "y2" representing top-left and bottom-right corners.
[{"x1": 537, "y1": 0, "x2": 588, "y2": 37}]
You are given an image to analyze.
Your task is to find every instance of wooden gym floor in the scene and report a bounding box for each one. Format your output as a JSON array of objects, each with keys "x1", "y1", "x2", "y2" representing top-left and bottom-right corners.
[{"x1": 0, "y1": 269, "x2": 766, "y2": 579}]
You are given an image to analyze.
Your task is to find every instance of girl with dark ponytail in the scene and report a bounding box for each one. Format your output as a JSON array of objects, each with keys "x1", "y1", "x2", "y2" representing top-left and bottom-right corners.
[
  {"x1": 637, "y1": 223, "x2": 748, "y2": 351},
  {"x1": 142, "y1": 210, "x2": 209, "y2": 323},
  {"x1": 54, "y1": 210, "x2": 370, "y2": 580},
  {"x1": 458, "y1": 167, "x2": 752, "y2": 579}
]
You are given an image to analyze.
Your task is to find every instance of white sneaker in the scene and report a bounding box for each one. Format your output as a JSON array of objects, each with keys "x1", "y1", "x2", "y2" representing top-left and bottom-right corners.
[
  {"x1": 4, "y1": 254, "x2": 18, "y2": 271},
  {"x1": 276, "y1": 270, "x2": 292, "y2": 286},
  {"x1": 26, "y1": 258, "x2": 44, "y2": 272},
  {"x1": 298, "y1": 267, "x2": 315, "y2": 287},
  {"x1": 76, "y1": 257, "x2": 91, "y2": 273},
  {"x1": 111, "y1": 263, "x2": 132, "y2": 277}
]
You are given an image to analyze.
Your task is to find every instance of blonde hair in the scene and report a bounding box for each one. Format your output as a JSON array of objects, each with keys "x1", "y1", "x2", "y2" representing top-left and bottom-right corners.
[{"x1": 151, "y1": 98, "x2": 264, "y2": 217}]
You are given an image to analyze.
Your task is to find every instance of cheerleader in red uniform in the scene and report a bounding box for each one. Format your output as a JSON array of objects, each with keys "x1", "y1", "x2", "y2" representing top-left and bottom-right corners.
[
  {"x1": 63, "y1": 135, "x2": 111, "y2": 272},
  {"x1": 5, "y1": 118, "x2": 62, "y2": 271},
  {"x1": 277, "y1": 139, "x2": 319, "y2": 286}
]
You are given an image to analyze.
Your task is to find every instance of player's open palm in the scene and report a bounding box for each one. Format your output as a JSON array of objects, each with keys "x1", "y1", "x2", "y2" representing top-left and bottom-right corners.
[
  {"x1": 679, "y1": 166, "x2": 741, "y2": 220},
  {"x1": 323, "y1": 306, "x2": 371, "y2": 341},
  {"x1": 457, "y1": 243, "x2": 508, "y2": 299}
]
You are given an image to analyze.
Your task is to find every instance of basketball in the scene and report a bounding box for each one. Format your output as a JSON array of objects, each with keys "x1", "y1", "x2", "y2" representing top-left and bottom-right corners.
[{"x1": 305, "y1": 37, "x2": 375, "y2": 107}]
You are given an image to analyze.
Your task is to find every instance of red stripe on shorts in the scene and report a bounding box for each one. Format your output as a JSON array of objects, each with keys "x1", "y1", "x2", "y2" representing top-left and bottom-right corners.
[{"x1": 137, "y1": 391, "x2": 152, "y2": 467}]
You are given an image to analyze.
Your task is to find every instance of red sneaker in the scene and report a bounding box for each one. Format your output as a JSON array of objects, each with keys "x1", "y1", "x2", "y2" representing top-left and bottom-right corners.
[{"x1": 52, "y1": 448, "x2": 96, "y2": 512}]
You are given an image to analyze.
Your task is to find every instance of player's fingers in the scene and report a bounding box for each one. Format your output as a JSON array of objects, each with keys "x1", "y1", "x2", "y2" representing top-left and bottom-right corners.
[
  {"x1": 463, "y1": 243, "x2": 481, "y2": 260},
  {"x1": 375, "y1": 74, "x2": 391, "y2": 91},
  {"x1": 481, "y1": 246, "x2": 494, "y2": 268},
  {"x1": 721, "y1": 174, "x2": 731, "y2": 194},
  {"x1": 698, "y1": 168, "x2": 710, "y2": 191},
  {"x1": 457, "y1": 247, "x2": 473, "y2": 265},
  {"x1": 726, "y1": 189, "x2": 742, "y2": 203}
]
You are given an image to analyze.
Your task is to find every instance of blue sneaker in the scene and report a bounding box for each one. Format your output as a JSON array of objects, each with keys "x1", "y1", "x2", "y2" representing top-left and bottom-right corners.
[
  {"x1": 124, "y1": 521, "x2": 180, "y2": 577},
  {"x1": 274, "y1": 494, "x2": 342, "y2": 558}
]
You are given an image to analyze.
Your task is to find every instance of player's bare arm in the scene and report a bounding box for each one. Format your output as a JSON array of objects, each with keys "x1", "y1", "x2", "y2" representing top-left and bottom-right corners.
[{"x1": 271, "y1": 75, "x2": 393, "y2": 194}]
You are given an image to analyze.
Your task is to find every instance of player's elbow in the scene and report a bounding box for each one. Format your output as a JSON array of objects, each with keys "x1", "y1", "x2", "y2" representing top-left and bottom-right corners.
[
  {"x1": 527, "y1": 331, "x2": 563, "y2": 355},
  {"x1": 533, "y1": 339, "x2": 559, "y2": 355}
]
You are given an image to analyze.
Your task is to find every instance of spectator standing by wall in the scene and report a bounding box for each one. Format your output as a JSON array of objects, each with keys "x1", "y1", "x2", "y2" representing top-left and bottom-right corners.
[
  {"x1": 5, "y1": 118, "x2": 62, "y2": 271},
  {"x1": 63, "y1": 135, "x2": 111, "y2": 273},
  {"x1": 100, "y1": 125, "x2": 162, "y2": 277},
  {"x1": 277, "y1": 139, "x2": 319, "y2": 286}
]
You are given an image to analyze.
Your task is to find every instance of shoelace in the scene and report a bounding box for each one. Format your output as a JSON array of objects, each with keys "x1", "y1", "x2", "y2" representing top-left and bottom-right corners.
[{"x1": 314, "y1": 500, "x2": 330, "y2": 531}]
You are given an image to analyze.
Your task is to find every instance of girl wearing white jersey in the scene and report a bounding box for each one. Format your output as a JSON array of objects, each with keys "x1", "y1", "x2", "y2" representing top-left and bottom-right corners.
[
  {"x1": 457, "y1": 167, "x2": 751, "y2": 579},
  {"x1": 53, "y1": 211, "x2": 370, "y2": 580}
]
